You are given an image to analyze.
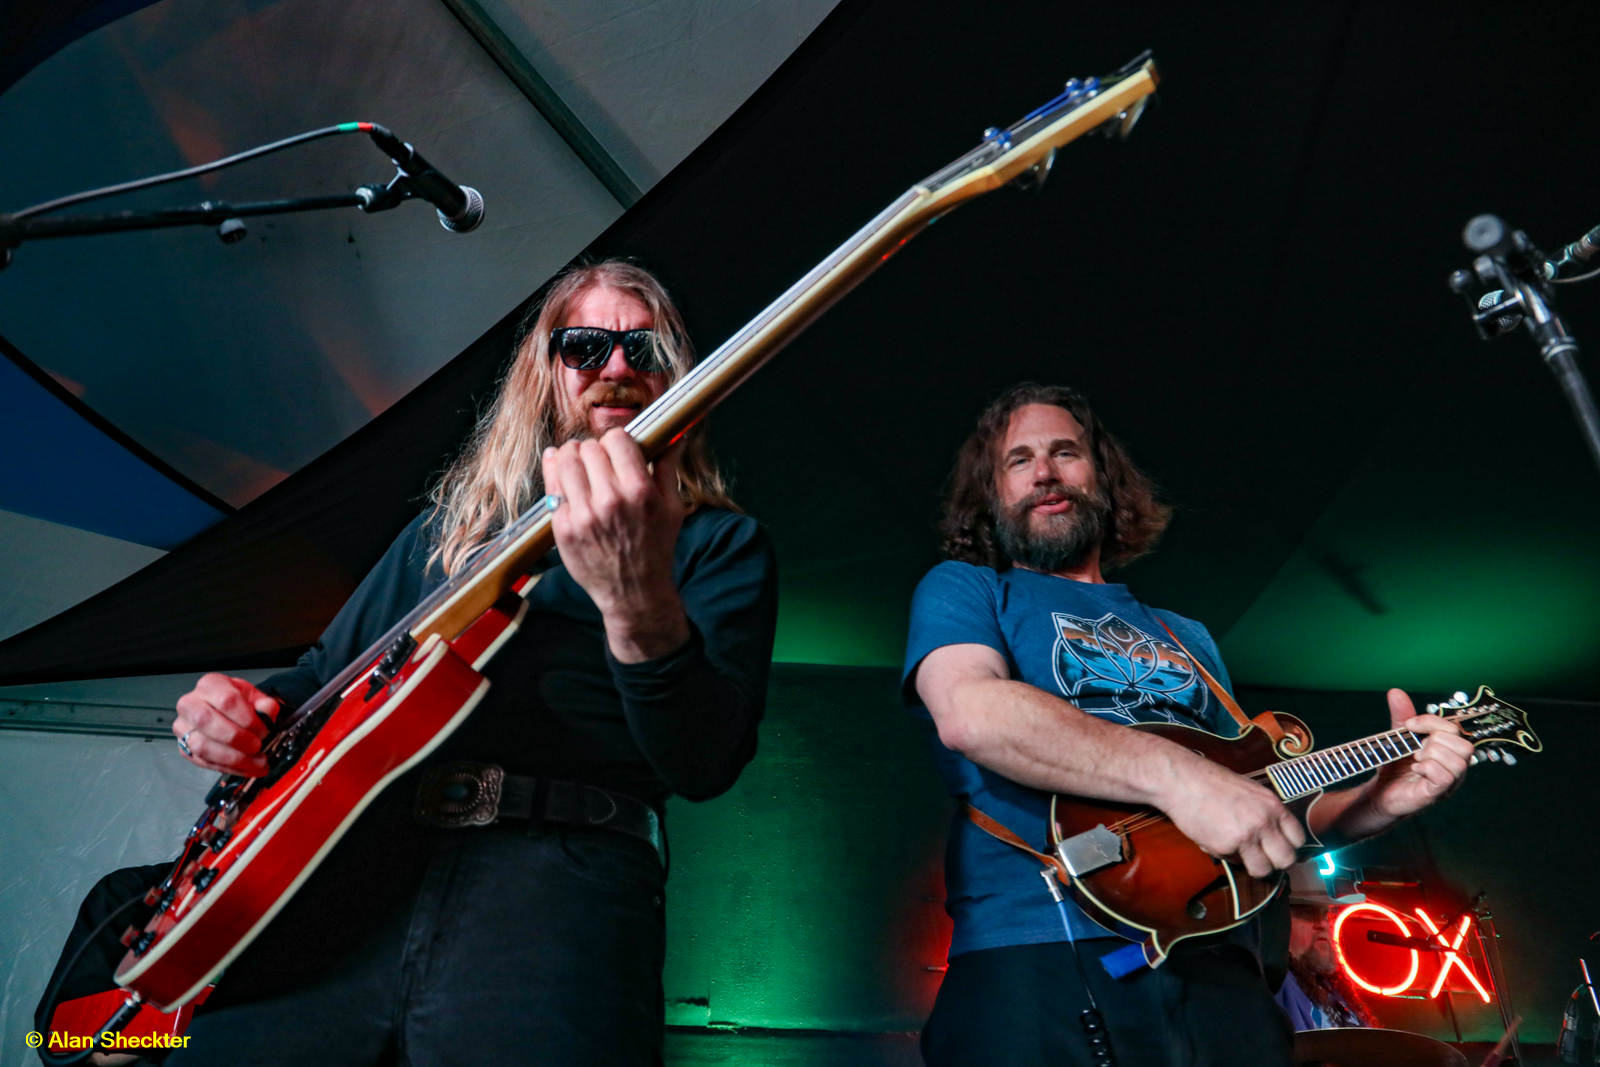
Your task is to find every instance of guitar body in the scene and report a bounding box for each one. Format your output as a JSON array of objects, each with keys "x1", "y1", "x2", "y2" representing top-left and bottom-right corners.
[
  {"x1": 1049, "y1": 715, "x2": 1321, "y2": 969},
  {"x1": 114, "y1": 588, "x2": 530, "y2": 1011}
]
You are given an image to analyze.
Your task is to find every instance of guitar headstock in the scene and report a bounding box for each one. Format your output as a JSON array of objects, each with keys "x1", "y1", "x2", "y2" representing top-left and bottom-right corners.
[
  {"x1": 916, "y1": 51, "x2": 1159, "y2": 212},
  {"x1": 1430, "y1": 686, "x2": 1542, "y2": 765}
]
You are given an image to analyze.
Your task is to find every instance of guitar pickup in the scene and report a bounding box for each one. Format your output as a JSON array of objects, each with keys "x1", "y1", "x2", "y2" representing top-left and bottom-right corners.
[{"x1": 1056, "y1": 824, "x2": 1125, "y2": 877}]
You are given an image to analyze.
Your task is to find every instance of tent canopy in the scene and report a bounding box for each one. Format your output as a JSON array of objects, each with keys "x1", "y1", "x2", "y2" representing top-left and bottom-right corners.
[{"x1": 1, "y1": 0, "x2": 1598, "y2": 700}]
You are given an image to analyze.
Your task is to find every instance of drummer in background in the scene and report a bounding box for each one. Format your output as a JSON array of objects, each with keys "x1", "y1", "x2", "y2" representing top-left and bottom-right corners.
[{"x1": 1275, "y1": 862, "x2": 1377, "y2": 1030}]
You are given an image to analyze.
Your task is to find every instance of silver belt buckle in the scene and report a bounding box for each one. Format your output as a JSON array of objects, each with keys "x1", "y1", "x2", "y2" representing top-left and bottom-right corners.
[{"x1": 415, "y1": 762, "x2": 505, "y2": 828}]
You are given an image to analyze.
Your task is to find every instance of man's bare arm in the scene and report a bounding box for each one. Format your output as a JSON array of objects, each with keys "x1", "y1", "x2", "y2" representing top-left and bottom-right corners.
[{"x1": 914, "y1": 643, "x2": 1305, "y2": 878}]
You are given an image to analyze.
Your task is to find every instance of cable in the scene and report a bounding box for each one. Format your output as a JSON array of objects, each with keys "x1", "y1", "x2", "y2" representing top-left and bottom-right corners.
[
  {"x1": 1553, "y1": 265, "x2": 1600, "y2": 285},
  {"x1": 1041, "y1": 870, "x2": 1117, "y2": 1066},
  {"x1": 33, "y1": 888, "x2": 152, "y2": 1067},
  {"x1": 10, "y1": 123, "x2": 376, "y2": 220}
]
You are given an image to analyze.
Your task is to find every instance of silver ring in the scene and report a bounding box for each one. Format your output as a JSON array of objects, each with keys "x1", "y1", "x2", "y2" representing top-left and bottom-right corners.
[
  {"x1": 542, "y1": 493, "x2": 565, "y2": 511},
  {"x1": 177, "y1": 730, "x2": 194, "y2": 757}
]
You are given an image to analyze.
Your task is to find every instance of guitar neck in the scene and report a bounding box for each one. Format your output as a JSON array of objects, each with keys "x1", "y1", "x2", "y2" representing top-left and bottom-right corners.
[
  {"x1": 1265, "y1": 727, "x2": 1425, "y2": 800},
  {"x1": 272, "y1": 58, "x2": 1160, "y2": 732},
  {"x1": 407, "y1": 63, "x2": 1159, "y2": 644}
]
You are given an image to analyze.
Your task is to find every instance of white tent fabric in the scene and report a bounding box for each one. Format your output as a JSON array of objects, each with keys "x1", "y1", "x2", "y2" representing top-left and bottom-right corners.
[
  {"x1": 0, "y1": 732, "x2": 213, "y2": 1067},
  {"x1": 0, "y1": 510, "x2": 164, "y2": 642},
  {"x1": 0, "y1": 0, "x2": 838, "y2": 646}
]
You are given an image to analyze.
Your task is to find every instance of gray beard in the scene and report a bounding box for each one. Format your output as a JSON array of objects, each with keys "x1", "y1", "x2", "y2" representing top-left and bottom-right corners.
[{"x1": 995, "y1": 483, "x2": 1110, "y2": 573}]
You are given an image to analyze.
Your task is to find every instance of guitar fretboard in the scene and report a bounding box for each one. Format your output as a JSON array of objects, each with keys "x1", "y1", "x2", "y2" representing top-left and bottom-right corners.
[{"x1": 1264, "y1": 729, "x2": 1424, "y2": 800}]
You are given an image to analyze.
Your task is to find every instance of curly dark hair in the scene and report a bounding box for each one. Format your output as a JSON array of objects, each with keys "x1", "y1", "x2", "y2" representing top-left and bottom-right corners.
[{"x1": 937, "y1": 383, "x2": 1173, "y2": 571}]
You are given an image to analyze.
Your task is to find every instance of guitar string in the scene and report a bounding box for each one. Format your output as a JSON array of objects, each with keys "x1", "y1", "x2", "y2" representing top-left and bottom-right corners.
[
  {"x1": 199, "y1": 123, "x2": 1044, "y2": 828},
  {"x1": 251, "y1": 84, "x2": 1111, "y2": 747}
]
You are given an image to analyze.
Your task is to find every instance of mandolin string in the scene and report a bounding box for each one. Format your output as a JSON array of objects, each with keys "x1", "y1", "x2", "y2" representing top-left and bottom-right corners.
[{"x1": 1103, "y1": 725, "x2": 1453, "y2": 833}]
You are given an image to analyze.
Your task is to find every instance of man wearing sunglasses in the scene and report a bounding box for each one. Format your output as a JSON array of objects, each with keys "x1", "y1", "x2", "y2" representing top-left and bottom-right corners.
[{"x1": 162, "y1": 260, "x2": 778, "y2": 1066}]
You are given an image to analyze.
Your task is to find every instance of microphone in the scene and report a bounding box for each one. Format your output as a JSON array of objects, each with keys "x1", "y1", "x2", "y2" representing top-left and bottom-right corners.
[{"x1": 362, "y1": 124, "x2": 485, "y2": 232}]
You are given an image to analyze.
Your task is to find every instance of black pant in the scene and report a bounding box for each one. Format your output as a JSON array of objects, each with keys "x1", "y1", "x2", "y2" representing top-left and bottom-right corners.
[
  {"x1": 921, "y1": 939, "x2": 1293, "y2": 1067},
  {"x1": 166, "y1": 819, "x2": 665, "y2": 1067}
]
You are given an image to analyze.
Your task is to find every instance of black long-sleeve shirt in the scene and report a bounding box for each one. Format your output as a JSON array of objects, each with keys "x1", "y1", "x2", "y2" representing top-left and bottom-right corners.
[{"x1": 261, "y1": 507, "x2": 778, "y2": 806}]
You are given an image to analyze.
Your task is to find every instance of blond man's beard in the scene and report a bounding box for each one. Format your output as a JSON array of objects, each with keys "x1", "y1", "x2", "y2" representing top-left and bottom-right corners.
[{"x1": 557, "y1": 381, "x2": 653, "y2": 442}]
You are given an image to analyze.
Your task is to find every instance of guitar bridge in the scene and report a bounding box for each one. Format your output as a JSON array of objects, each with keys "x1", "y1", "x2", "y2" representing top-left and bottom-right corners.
[{"x1": 1056, "y1": 824, "x2": 1125, "y2": 877}]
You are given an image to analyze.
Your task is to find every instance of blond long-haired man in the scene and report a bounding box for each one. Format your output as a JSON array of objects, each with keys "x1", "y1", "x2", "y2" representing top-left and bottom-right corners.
[{"x1": 163, "y1": 260, "x2": 778, "y2": 1065}]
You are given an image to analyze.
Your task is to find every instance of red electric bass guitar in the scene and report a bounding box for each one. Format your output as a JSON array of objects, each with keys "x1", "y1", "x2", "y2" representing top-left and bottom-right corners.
[{"x1": 110, "y1": 56, "x2": 1164, "y2": 1014}]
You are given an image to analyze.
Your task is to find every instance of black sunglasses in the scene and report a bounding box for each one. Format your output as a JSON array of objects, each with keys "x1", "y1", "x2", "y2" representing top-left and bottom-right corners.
[{"x1": 550, "y1": 327, "x2": 663, "y2": 372}]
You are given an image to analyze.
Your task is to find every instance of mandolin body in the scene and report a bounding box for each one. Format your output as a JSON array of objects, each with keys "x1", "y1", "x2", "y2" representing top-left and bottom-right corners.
[{"x1": 1049, "y1": 715, "x2": 1320, "y2": 969}]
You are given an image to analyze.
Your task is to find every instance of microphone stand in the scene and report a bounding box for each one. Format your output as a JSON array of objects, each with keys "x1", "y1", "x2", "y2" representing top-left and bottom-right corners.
[
  {"x1": 0, "y1": 174, "x2": 428, "y2": 262},
  {"x1": 1468, "y1": 893, "x2": 1522, "y2": 1067},
  {"x1": 1449, "y1": 214, "x2": 1600, "y2": 479},
  {"x1": 0, "y1": 122, "x2": 479, "y2": 269}
]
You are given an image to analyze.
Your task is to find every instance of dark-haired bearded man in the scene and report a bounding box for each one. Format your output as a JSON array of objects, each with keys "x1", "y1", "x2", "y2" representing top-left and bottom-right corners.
[{"x1": 902, "y1": 384, "x2": 1471, "y2": 1067}]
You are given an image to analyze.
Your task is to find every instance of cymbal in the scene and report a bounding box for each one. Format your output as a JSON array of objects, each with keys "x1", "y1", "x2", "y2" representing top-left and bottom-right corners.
[{"x1": 1293, "y1": 1027, "x2": 1469, "y2": 1067}]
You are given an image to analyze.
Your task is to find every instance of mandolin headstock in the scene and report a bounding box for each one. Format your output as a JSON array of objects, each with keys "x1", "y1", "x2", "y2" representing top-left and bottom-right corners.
[{"x1": 1431, "y1": 686, "x2": 1542, "y2": 765}]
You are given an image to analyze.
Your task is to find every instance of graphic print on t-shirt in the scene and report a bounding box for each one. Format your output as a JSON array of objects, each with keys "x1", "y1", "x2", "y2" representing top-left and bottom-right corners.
[{"x1": 1050, "y1": 611, "x2": 1208, "y2": 723}]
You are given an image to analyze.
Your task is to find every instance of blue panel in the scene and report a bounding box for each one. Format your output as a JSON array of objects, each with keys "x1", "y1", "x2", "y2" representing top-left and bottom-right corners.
[{"x1": 0, "y1": 356, "x2": 227, "y2": 549}]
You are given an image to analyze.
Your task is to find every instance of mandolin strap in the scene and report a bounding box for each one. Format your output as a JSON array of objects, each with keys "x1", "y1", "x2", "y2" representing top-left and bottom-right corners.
[
  {"x1": 1153, "y1": 617, "x2": 1286, "y2": 745},
  {"x1": 964, "y1": 801, "x2": 1069, "y2": 884}
]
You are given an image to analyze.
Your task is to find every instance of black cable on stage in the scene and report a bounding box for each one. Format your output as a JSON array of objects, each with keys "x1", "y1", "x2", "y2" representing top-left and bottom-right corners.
[
  {"x1": 10, "y1": 123, "x2": 379, "y2": 219},
  {"x1": 33, "y1": 887, "x2": 154, "y2": 1067}
]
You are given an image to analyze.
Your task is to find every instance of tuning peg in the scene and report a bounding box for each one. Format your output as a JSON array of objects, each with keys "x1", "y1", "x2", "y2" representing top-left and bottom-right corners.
[
  {"x1": 1485, "y1": 748, "x2": 1502, "y2": 762},
  {"x1": 1502, "y1": 751, "x2": 1517, "y2": 766},
  {"x1": 1469, "y1": 754, "x2": 1479, "y2": 766},
  {"x1": 1453, "y1": 691, "x2": 1470, "y2": 704}
]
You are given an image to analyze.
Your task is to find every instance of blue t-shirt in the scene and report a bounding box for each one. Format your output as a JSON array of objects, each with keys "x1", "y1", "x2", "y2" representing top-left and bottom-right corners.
[{"x1": 901, "y1": 561, "x2": 1238, "y2": 958}]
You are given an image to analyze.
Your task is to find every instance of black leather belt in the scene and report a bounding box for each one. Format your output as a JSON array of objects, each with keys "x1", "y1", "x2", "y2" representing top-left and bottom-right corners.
[{"x1": 415, "y1": 762, "x2": 663, "y2": 862}]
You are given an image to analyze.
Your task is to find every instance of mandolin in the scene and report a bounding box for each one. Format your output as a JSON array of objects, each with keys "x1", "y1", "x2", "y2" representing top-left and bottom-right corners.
[
  {"x1": 1049, "y1": 686, "x2": 1541, "y2": 969},
  {"x1": 110, "y1": 54, "x2": 1165, "y2": 1014}
]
